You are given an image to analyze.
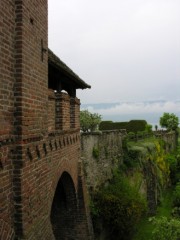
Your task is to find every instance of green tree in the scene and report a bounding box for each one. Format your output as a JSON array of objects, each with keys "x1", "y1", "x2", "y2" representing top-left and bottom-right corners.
[
  {"x1": 80, "y1": 110, "x2": 101, "y2": 132},
  {"x1": 145, "y1": 124, "x2": 153, "y2": 133},
  {"x1": 160, "y1": 113, "x2": 179, "y2": 131},
  {"x1": 150, "y1": 216, "x2": 180, "y2": 240}
]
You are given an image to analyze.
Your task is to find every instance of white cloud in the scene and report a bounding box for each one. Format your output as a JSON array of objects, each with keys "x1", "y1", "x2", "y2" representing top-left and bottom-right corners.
[{"x1": 83, "y1": 101, "x2": 180, "y2": 116}]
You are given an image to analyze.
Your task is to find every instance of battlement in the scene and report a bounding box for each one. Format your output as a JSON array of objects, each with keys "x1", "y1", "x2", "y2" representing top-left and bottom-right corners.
[{"x1": 48, "y1": 90, "x2": 80, "y2": 132}]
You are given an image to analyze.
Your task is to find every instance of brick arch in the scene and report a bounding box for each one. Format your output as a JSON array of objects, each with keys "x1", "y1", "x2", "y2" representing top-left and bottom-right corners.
[
  {"x1": 50, "y1": 171, "x2": 78, "y2": 239},
  {"x1": 50, "y1": 156, "x2": 78, "y2": 195}
]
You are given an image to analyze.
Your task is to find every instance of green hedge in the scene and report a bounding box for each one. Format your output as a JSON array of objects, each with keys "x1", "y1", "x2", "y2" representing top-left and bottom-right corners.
[
  {"x1": 99, "y1": 121, "x2": 128, "y2": 131},
  {"x1": 99, "y1": 120, "x2": 147, "y2": 133},
  {"x1": 99, "y1": 121, "x2": 113, "y2": 130},
  {"x1": 128, "y1": 120, "x2": 147, "y2": 133}
]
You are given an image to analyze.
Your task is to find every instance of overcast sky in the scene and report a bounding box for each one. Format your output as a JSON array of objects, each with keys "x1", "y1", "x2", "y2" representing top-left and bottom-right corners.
[{"x1": 48, "y1": 0, "x2": 180, "y2": 123}]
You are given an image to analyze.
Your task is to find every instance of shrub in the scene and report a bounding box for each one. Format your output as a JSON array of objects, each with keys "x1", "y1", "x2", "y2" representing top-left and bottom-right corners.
[
  {"x1": 99, "y1": 121, "x2": 113, "y2": 130},
  {"x1": 172, "y1": 207, "x2": 180, "y2": 218},
  {"x1": 137, "y1": 131, "x2": 144, "y2": 138},
  {"x1": 99, "y1": 121, "x2": 128, "y2": 131},
  {"x1": 145, "y1": 124, "x2": 153, "y2": 133},
  {"x1": 166, "y1": 154, "x2": 178, "y2": 184},
  {"x1": 127, "y1": 120, "x2": 147, "y2": 133},
  {"x1": 92, "y1": 146, "x2": 100, "y2": 159},
  {"x1": 123, "y1": 147, "x2": 140, "y2": 169},
  {"x1": 173, "y1": 182, "x2": 180, "y2": 208},
  {"x1": 91, "y1": 172, "x2": 147, "y2": 240},
  {"x1": 150, "y1": 216, "x2": 180, "y2": 240},
  {"x1": 99, "y1": 120, "x2": 147, "y2": 133},
  {"x1": 127, "y1": 132, "x2": 135, "y2": 139}
]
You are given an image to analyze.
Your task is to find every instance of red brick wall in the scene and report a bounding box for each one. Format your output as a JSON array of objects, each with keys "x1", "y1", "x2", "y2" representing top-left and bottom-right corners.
[
  {"x1": 0, "y1": 1, "x2": 16, "y2": 238},
  {"x1": 75, "y1": 97, "x2": 80, "y2": 129},
  {"x1": 0, "y1": 1, "x2": 93, "y2": 239},
  {"x1": 48, "y1": 89, "x2": 55, "y2": 132},
  {"x1": 0, "y1": 0, "x2": 15, "y2": 137},
  {"x1": 70, "y1": 98, "x2": 76, "y2": 129},
  {"x1": 19, "y1": 131, "x2": 81, "y2": 239},
  {"x1": 0, "y1": 145, "x2": 15, "y2": 239},
  {"x1": 11, "y1": 1, "x2": 49, "y2": 237},
  {"x1": 14, "y1": 0, "x2": 48, "y2": 138}
]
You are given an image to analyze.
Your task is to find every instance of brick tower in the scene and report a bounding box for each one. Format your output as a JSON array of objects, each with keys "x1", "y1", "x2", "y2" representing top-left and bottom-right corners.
[{"x1": 0, "y1": 1, "x2": 93, "y2": 239}]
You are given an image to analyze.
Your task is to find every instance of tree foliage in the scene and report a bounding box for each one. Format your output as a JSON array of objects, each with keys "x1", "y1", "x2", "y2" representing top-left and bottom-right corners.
[
  {"x1": 145, "y1": 124, "x2": 153, "y2": 133},
  {"x1": 80, "y1": 110, "x2": 101, "y2": 132},
  {"x1": 150, "y1": 216, "x2": 180, "y2": 240},
  {"x1": 160, "y1": 113, "x2": 179, "y2": 131},
  {"x1": 173, "y1": 182, "x2": 180, "y2": 208}
]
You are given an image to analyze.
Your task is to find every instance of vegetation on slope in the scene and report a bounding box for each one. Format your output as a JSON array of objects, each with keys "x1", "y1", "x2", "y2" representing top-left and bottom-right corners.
[
  {"x1": 133, "y1": 135, "x2": 180, "y2": 240},
  {"x1": 87, "y1": 112, "x2": 179, "y2": 239},
  {"x1": 90, "y1": 131, "x2": 180, "y2": 240},
  {"x1": 91, "y1": 171, "x2": 147, "y2": 240}
]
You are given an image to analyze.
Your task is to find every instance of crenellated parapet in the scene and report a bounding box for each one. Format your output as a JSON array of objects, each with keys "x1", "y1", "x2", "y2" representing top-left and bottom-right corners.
[{"x1": 48, "y1": 90, "x2": 81, "y2": 133}]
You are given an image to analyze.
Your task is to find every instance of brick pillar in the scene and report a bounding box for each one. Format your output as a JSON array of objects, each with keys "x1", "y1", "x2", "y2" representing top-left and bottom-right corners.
[
  {"x1": 55, "y1": 92, "x2": 70, "y2": 130},
  {"x1": 48, "y1": 89, "x2": 55, "y2": 132},
  {"x1": 75, "y1": 97, "x2": 80, "y2": 130},
  {"x1": 70, "y1": 98, "x2": 75, "y2": 129}
]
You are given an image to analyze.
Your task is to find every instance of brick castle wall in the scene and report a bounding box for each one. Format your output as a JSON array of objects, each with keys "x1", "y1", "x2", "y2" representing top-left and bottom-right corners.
[
  {"x1": 0, "y1": 1, "x2": 16, "y2": 239},
  {"x1": 0, "y1": 1, "x2": 93, "y2": 239},
  {"x1": 14, "y1": 0, "x2": 48, "y2": 137},
  {"x1": 48, "y1": 89, "x2": 56, "y2": 132},
  {"x1": 0, "y1": 0, "x2": 15, "y2": 138}
]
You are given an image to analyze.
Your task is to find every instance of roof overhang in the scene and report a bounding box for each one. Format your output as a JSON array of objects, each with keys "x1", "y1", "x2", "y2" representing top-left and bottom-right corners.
[{"x1": 48, "y1": 49, "x2": 91, "y2": 90}]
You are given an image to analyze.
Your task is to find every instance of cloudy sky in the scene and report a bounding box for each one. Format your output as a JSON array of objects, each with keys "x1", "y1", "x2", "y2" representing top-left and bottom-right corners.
[{"x1": 48, "y1": 0, "x2": 180, "y2": 123}]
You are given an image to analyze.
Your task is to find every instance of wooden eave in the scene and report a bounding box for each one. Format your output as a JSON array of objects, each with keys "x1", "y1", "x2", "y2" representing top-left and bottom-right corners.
[{"x1": 48, "y1": 49, "x2": 91, "y2": 89}]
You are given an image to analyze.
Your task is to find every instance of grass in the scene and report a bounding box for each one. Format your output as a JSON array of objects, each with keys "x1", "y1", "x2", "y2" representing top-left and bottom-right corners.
[
  {"x1": 156, "y1": 189, "x2": 173, "y2": 218},
  {"x1": 132, "y1": 217, "x2": 154, "y2": 240},
  {"x1": 132, "y1": 189, "x2": 173, "y2": 240}
]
